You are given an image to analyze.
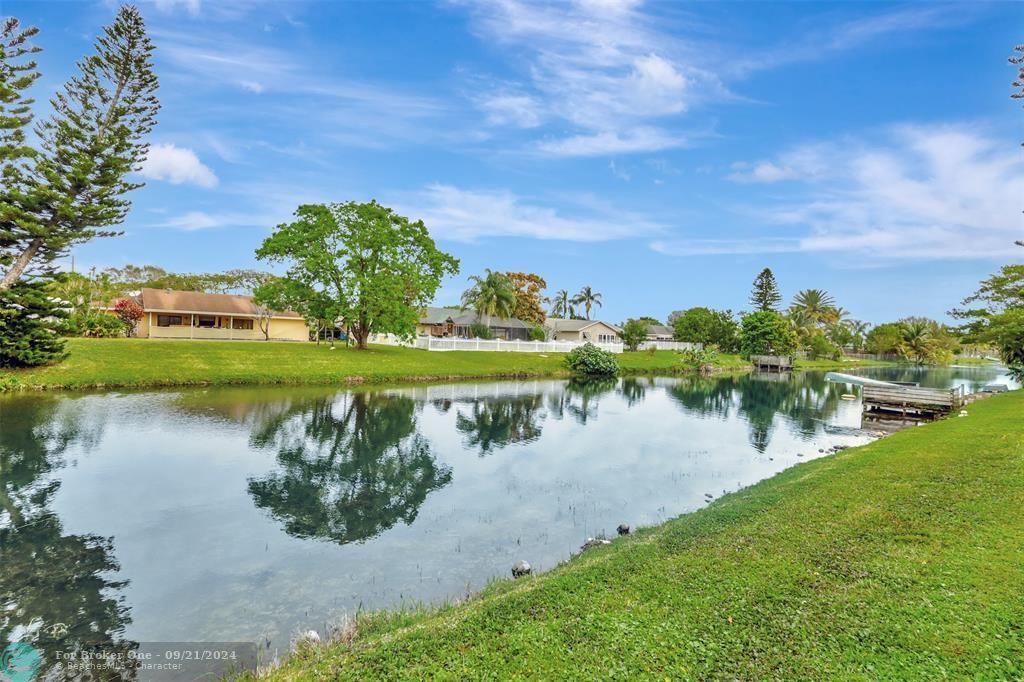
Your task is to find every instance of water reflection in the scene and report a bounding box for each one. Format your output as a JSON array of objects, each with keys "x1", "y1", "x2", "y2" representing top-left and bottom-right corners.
[
  {"x1": 455, "y1": 394, "x2": 546, "y2": 455},
  {"x1": 547, "y1": 377, "x2": 619, "y2": 425},
  {"x1": 669, "y1": 372, "x2": 849, "y2": 452},
  {"x1": 246, "y1": 392, "x2": 452, "y2": 545},
  {"x1": 0, "y1": 364, "x2": 1015, "y2": 660},
  {"x1": 0, "y1": 397, "x2": 135, "y2": 679}
]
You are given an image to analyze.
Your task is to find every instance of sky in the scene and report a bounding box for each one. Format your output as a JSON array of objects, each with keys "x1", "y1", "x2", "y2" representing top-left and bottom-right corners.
[{"x1": 9, "y1": 0, "x2": 1024, "y2": 324}]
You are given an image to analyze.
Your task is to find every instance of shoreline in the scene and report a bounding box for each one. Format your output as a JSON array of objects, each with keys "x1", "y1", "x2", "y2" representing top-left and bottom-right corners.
[
  {"x1": 0, "y1": 338, "x2": 897, "y2": 394},
  {"x1": 254, "y1": 389, "x2": 1023, "y2": 680}
]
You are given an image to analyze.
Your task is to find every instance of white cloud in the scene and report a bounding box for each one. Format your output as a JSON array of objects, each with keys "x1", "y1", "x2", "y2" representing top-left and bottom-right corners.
[
  {"x1": 407, "y1": 183, "x2": 663, "y2": 242},
  {"x1": 239, "y1": 80, "x2": 264, "y2": 93},
  {"x1": 538, "y1": 127, "x2": 690, "y2": 157},
  {"x1": 728, "y1": 143, "x2": 835, "y2": 183},
  {"x1": 154, "y1": 211, "x2": 267, "y2": 231},
  {"x1": 139, "y1": 144, "x2": 218, "y2": 188},
  {"x1": 477, "y1": 92, "x2": 543, "y2": 128},
  {"x1": 661, "y1": 125, "x2": 1024, "y2": 261},
  {"x1": 152, "y1": 0, "x2": 201, "y2": 16},
  {"x1": 460, "y1": 0, "x2": 712, "y2": 156}
]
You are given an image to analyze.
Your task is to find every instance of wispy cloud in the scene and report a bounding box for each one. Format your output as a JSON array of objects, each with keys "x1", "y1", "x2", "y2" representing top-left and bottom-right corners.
[
  {"x1": 658, "y1": 124, "x2": 1024, "y2": 261},
  {"x1": 152, "y1": 211, "x2": 267, "y2": 231},
  {"x1": 405, "y1": 183, "x2": 664, "y2": 242},
  {"x1": 457, "y1": 0, "x2": 717, "y2": 156},
  {"x1": 139, "y1": 143, "x2": 218, "y2": 188},
  {"x1": 150, "y1": 29, "x2": 449, "y2": 147}
]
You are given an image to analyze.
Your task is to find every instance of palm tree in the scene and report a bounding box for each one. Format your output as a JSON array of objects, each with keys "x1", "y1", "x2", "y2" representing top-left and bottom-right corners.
[
  {"x1": 897, "y1": 319, "x2": 933, "y2": 364},
  {"x1": 789, "y1": 289, "x2": 836, "y2": 325},
  {"x1": 844, "y1": 320, "x2": 870, "y2": 351},
  {"x1": 572, "y1": 286, "x2": 602, "y2": 320},
  {"x1": 461, "y1": 269, "x2": 516, "y2": 328},
  {"x1": 550, "y1": 289, "x2": 574, "y2": 319}
]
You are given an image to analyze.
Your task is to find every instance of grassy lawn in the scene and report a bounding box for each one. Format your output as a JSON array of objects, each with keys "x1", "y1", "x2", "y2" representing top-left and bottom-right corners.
[
  {"x1": 261, "y1": 390, "x2": 1024, "y2": 680},
  {"x1": 1, "y1": 338, "x2": 890, "y2": 391}
]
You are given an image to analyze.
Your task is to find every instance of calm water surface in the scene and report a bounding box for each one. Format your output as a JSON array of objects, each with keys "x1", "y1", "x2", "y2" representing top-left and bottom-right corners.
[{"x1": 0, "y1": 365, "x2": 1016, "y2": 669}]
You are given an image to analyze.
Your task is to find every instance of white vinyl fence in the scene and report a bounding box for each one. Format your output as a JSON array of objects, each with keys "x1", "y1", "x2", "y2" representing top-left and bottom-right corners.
[{"x1": 371, "y1": 334, "x2": 702, "y2": 354}]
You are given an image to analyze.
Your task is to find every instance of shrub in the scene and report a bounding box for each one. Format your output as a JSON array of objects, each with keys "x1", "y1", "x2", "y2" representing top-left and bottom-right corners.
[
  {"x1": 61, "y1": 313, "x2": 128, "y2": 338},
  {"x1": 528, "y1": 324, "x2": 546, "y2": 342},
  {"x1": 806, "y1": 334, "x2": 841, "y2": 361},
  {"x1": 619, "y1": 319, "x2": 648, "y2": 351},
  {"x1": 113, "y1": 297, "x2": 144, "y2": 336},
  {"x1": 565, "y1": 342, "x2": 619, "y2": 377},
  {"x1": 679, "y1": 347, "x2": 718, "y2": 372},
  {"x1": 469, "y1": 322, "x2": 493, "y2": 339}
]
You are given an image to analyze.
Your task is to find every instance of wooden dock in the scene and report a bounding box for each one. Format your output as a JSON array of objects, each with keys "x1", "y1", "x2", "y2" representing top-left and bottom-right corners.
[
  {"x1": 862, "y1": 384, "x2": 965, "y2": 418},
  {"x1": 751, "y1": 355, "x2": 793, "y2": 372}
]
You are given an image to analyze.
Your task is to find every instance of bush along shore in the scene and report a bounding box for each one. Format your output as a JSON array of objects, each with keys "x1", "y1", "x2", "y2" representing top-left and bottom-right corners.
[
  {"x1": 253, "y1": 389, "x2": 1023, "y2": 680},
  {"x1": 0, "y1": 338, "x2": 896, "y2": 393}
]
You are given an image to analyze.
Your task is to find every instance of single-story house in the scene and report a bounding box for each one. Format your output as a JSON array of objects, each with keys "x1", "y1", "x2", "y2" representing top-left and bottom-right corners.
[
  {"x1": 417, "y1": 307, "x2": 533, "y2": 341},
  {"x1": 119, "y1": 288, "x2": 309, "y2": 341},
  {"x1": 645, "y1": 324, "x2": 674, "y2": 341},
  {"x1": 544, "y1": 318, "x2": 621, "y2": 343}
]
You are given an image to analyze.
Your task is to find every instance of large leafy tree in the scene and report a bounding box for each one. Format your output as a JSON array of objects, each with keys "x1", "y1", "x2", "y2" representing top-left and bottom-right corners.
[
  {"x1": 572, "y1": 285, "x2": 602, "y2": 320},
  {"x1": 504, "y1": 271, "x2": 547, "y2": 324},
  {"x1": 619, "y1": 318, "x2": 648, "y2": 351},
  {"x1": 1, "y1": 7, "x2": 159, "y2": 289},
  {"x1": 739, "y1": 310, "x2": 798, "y2": 357},
  {"x1": 749, "y1": 268, "x2": 782, "y2": 312},
  {"x1": 671, "y1": 307, "x2": 740, "y2": 351},
  {"x1": 952, "y1": 263, "x2": 1024, "y2": 377},
  {"x1": 255, "y1": 201, "x2": 459, "y2": 349},
  {"x1": 461, "y1": 269, "x2": 516, "y2": 327}
]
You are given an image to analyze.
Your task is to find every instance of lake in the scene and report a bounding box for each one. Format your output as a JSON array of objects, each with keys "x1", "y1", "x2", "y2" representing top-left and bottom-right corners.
[{"x1": 0, "y1": 365, "x2": 1016, "y2": 671}]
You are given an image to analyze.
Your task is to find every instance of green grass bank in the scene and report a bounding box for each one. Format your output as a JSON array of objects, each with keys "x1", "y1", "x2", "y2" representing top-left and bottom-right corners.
[
  {"x1": 1, "y1": 338, "x2": 887, "y2": 392},
  {"x1": 259, "y1": 390, "x2": 1023, "y2": 680}
]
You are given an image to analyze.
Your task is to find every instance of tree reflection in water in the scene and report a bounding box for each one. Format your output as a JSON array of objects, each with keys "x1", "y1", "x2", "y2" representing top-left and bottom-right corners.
[
  {"x1": 668, "y1": 372, "x2": 847, "y2": 452},
  {"x1": 455, "y1": 394, "x2": 545, "y2": 455},
  {"x1": 247, "y1": 393, "x2": 452, "y2": 545},
  {"x1": 0, "y1": 397, "x2": 135, "y2": 680},
  {"x1": 547, "y1": 377, "x2": 619, "y2": 425}
]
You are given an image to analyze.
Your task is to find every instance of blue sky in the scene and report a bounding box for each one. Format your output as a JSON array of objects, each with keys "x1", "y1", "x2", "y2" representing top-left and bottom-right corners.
[{"x1": 10, "y1": 0, "x2": 1023, "y2": 324}]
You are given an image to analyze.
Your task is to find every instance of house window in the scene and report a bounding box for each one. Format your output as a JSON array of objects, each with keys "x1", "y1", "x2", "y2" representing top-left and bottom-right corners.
[
  {"x1": 196, "y1": 315, "x2": 217, "y2": 328},
  {"x1": 156, "y1": 315, "x2": 183, "y2": 327},
  {"x1": 233, "y1": 318, "x2": 254, "y2": 330},
  {"x1": 598, "y1": 334, "x2": 617, "y2": 343}
]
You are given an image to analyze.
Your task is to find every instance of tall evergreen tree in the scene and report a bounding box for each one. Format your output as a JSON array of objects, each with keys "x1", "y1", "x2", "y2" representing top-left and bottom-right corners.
[
  {"x1": 749, "y1": 267, "x2": 782, "y2": 312},
  {"x1": 0, "y1": 6, "x2": 159, "y2": 289}
]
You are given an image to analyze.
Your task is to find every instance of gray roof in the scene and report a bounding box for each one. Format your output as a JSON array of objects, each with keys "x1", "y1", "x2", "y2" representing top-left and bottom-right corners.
[
  {"x1": 646, "y1": 324, "x2": 674, "y2": 337},
  {"x1": 545, "y1": 318, "x2": 622, "y2": 333},
  {"x1": 420, "y1": 307, "x2": 531, "y2": 329}
]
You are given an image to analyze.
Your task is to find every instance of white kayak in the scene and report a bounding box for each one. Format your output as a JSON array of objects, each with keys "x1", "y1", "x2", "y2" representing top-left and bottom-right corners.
[{"x1": 825, "y1": 372, "x2": 900, "y2": 387}]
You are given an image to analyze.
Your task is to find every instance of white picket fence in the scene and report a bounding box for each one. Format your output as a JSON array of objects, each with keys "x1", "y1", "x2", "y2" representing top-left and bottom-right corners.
[{"x1": 370, "y1": 335, "x2": 702, "y2": 354}]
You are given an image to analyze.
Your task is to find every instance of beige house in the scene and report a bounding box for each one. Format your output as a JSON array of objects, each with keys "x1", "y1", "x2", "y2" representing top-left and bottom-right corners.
[
  {"x1": 126, "y1": 288, "x2": 309, "y2": 341},
  {"x1": 645, "y1": 324, "x2": 674, "y2": 341},
  {"x1": 544, "y1": 318, "x2": 621, "y2": 343}
]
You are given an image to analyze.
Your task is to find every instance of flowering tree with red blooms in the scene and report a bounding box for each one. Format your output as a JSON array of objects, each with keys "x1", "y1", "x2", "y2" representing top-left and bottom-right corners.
[{"x1": 113, "y1": 298, "x2": 144, "y2": 337}]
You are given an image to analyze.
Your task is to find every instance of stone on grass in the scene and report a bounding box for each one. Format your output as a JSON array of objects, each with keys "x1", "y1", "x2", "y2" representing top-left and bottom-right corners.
[
  {"x1": 617, "y1": 524, "x2": 631, "y2": 536},
  {"x1": 512, "y1": 560, "x2": 531, "y2": 578}
]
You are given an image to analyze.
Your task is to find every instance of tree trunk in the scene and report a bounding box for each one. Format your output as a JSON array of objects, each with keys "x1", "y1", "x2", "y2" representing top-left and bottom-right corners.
[{"x1": 0, "y1": 238, "x2": 43, "y2": 290}]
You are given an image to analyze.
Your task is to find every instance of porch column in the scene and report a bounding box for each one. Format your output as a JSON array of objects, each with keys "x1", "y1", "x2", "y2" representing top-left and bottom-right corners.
[
  {"x1": 148, "y1": 312, "x2": 152, "y2": 339},
  {"x1": 190, "y1": 314, "x2": 194, "y2": 339},
  {"x1": 229, "y1": 316, "x2": 234, "y2": 340}
]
